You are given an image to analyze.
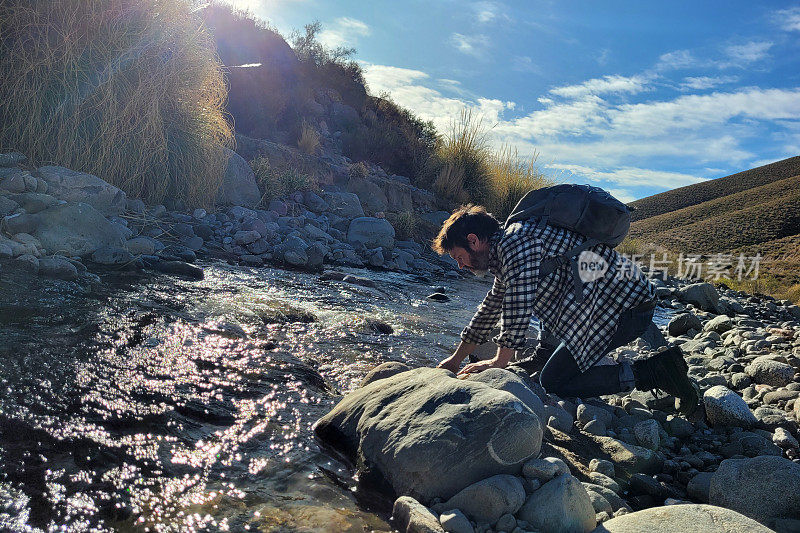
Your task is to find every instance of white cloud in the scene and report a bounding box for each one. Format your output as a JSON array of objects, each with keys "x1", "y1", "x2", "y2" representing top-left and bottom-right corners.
[
  {"x1": 607, "y1": 188, "x2": 638, "y2": 203},
  {"x1": 450, "y1": 33, "x2": 490, "y2": 57},
  {"x1": 722, "y1": 40, "x2": 772, "y2": 66},
  {"x1": 548, "y1": 164, "x2": 706, "y2": 189},
  {"x1": 512, "y1": 56, "x2": 541, "y2": 73},
  {"x1": 774, "y1": 7, "x2": 800, "y2": 31},
  {"x1": 656, "y1": 49, "x2": 697, "y2": 70},
  {"x1": 596, "y1": 48, "x2": 611, "y2": 66},
  {"x1": 549, "y1": 75, "x2": 650, "y2": 99},
  {"x1": 679, "y1": 76, "x2": 739, "y2": 91},
  {"x1": 318, "y1": 17, "x2": 371, "y2": 49},
  {"x1": 472, "y1": 1, "x2": 502, "y2": 23}
]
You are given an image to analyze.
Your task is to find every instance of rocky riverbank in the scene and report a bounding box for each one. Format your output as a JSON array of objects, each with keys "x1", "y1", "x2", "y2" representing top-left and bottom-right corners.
[
  {"x1": 0, "y1": 149, "x2": 458, "y2": 284},
  {"x1": 315, "y1": 279, "x2": 800, "y2": 533}
]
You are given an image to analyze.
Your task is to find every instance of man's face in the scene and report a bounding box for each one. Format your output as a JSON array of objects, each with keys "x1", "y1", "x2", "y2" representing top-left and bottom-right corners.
[{"x1": 449, "y1": 236, "x2": 490, "y2": 277}]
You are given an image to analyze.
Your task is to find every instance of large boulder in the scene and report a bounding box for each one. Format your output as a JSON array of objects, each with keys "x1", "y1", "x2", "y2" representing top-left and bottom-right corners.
[
  {"x1": 347, "y1": 177, "x2": 388, "y2": 215},
  {"x1": 745, "y1": 358, "x2": 796, "y2": 387},
  {"x1": 709, "y1": 456, "x2": 800, "y2": 527},
  {"x1": 517, "y1": 474, "x2": 596, "y2": 533},
  {"x1": 32, "y1": 202, "x2": 125, "y2": 256},
  {"x1": 678, "y1": 282, "x2": 724, "y2": 314},
  {"x1": 591, "y1": 504, "x2": 774, "y2": 533},
  {"x1": 703, "y1": 385, "x2": 757, "y2": 428},
  {"x1": 392, "y1": 496, "x2": 445, "y2": 533},
  {"x1": 465, "y1": 368, "x2": 545, "y2": 420},
  {"x1": 36, "y1": 166, "x2": 126, "y2": 215},
  {"x1": 313, "y1": 367, "x2": 543, "y2": 503},
  {"x1": 217, "y1": 148, "x2": 261, "y2": 208},
  {"x1": 324, "y1": 191, "x2": 365, "y2": 219},
  {"x1": 591, "y1": 436, "x2": 663, "y2": 476},
  {"x1": 347, "y1": 217, "x2": 395, "y2": 250},
  {"x1": 668, "y1": 313, "x2": 703, "y2": 337}
]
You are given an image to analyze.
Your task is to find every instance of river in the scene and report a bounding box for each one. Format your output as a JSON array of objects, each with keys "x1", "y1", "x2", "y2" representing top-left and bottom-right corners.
[{"x1": 0, "y1": 262, "x2": 672, "y2": 532}]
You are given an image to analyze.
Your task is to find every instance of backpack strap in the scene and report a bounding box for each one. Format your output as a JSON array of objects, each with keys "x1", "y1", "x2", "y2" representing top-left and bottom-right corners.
[
  {"x1": 534, "y1": 190, "x2": 556, "y2": 231},
  {"x1": 539, "y1": 238, "x2": 600, "y2": 303}
]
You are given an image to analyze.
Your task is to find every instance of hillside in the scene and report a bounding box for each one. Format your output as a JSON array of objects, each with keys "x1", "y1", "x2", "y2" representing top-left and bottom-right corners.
[{"x1": 628, "y1": 156, "x2": 800, "y2": 222}]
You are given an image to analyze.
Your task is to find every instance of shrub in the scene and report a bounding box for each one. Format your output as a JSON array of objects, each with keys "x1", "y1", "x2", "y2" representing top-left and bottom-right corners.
[
  {"x1": 297, "y1": 122, "x2": 321, "y2": 155},
  {"x1": 348, "y1": 161, "x2": 369, "y2": 180},
  {"x1": 0, "y1": 0, "x2": 233, "y2": 206},
  {"x1": 250, "y1": 156, "x2": 316, "y2": 203},
  {"x1": 393, "y1": 211, "x2": 421, "y2": 241}
]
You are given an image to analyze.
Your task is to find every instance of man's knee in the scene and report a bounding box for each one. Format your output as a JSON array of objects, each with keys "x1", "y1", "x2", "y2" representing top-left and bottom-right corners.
[{"x1": 539, "y1": 365, "x2": 565, "y2": 395}]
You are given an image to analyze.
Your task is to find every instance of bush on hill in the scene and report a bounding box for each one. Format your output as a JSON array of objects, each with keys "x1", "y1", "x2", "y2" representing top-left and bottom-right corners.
[{"x1": 0, "y1": 0, "x2": 233, "y2": 206}]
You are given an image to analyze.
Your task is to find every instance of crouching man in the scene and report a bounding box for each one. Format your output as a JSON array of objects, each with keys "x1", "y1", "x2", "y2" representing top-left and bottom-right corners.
[{"x1": 433, "y1": 203, "x2": 698, "y2": 415}]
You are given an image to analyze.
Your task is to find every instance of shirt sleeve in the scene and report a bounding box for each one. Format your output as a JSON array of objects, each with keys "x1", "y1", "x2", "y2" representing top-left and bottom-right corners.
[
  {"x1": 461, "y1": 276, "x2": 506, "y2": 345},
  {"x1": 493, "y1": 234, "x2": 541, "y2": 350}
]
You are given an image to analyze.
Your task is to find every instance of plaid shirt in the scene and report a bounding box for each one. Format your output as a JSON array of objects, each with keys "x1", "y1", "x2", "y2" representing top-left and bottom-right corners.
[{"x1": 461, "y1": 221, "x2": 655, "y2": 372}]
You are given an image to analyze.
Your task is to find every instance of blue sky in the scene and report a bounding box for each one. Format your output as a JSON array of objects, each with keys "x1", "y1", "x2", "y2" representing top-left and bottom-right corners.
[{"x1": 227, "y1": 0, "x2": 800, "y2": 201}]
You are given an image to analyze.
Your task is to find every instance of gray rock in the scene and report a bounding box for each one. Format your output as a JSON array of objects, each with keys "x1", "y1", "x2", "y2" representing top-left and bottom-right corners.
[
  {"x1": 2, "y1": 213, "x2": 39, "y2": 235},
  {"x1": 709, "y1": 456, "x2": 800, "y2": 526},
  {"x1": 589, "y1": 459, "x2": 615, "y2": 479},
  {"x1": 592, "y1": 436, "x2": 663, "y2": 476},
  {"x1": 584, "y1": 419, "x2": 608, "y2": 436},
  {"x1": 33, "y1": 203, "x2": 125, "y2": 256},
  {"x1": 679, "y1": 283, "x2": 724, "y2": 314},
  {"x1": 0, "y1": 169, "x2": 28, "y2": 193},
  {"x1": 36, "y1": 166, "x2": 126, "y2": 215},
  {"x1": 8, "y1": 192, "x2": 59, "y2": 213},
  {"x1": 522, "y1": 457, "x2": 570, "y2": 482},
  {"x1": 577, "y1": 403, "x2": 615, "y2": 429},
  {"x1": 517, "y1": 474, "x2": 596, "y2": 533},
  {"x1": 633, "y1": 419, "x2": 661, "y2": 450},
  {"x1": 0, "y1": 196, "x2": 18, "y2": 217},
  {"x1": 665, "y1": 415, "x2": 695, "y2": 438},
  {"x1": 582, "y1": 484, "x2": 631, "y2": 513},
  {"x1": 217, "y1": 148, "x2": 261, "y2": 208},
  {"x1": 433, "y1": 475, "x2": 525, "y2": 523},
  {"x1": 234, "y1": 230, "x2": 260, "y2": 245},
  {"x1": 38, "y1": 256, "x2": 79, "y2": 280},
  {"x1": 704, "y1": 315, "x2": 733, "y2": 334},
  {"x1": 324, "y1": 191, "x2": 365, "y2": 219},
  {"x1": 587, "y1": 472, "x2": 620, "y2": 495},
  {"x1": 303, "y1": 191, "x2": 329, "y2": 213},
  {"x1": 347, "y1": 217, "x2": 395, "y2": 250},
  {"x1": 0, "y1": 152, "x2": 26, "y2": 167},
  {"x1": 668, "y1": 313, "x2": 703, "y2": 337},
  {"x1": 465, "y1": 369, "x2": 545, "y2": 420},
  {"x1": 392, "y1": 496, "x2": 445, "y2": 533},
  {"x1": 587, "y1": 490, "x2": 614, "y2": 515},
  {"x1": 590, "y1": 504, "x2": 774, "y2": 533},
  {"x1": 149, "y1": 259, "x2": 204, "y2": 280},
  {"x1": 347, "y1": 176, "x2": 388, "y2": 214},
  {"x1": 15, "y1": 253, "x2": 39, "y2": 273},
  {"x1": 125, "y1": 236, "x2": 161, "y2": 256},
  {"x1": 703, "y1": 385, "x2": 757, "y2": 428},
  {"x1": 746, "y1": 358, "x2": 795, "y2": 387},
  {"x1": 686, "y1": 472, "x2": 713, "y2": 503},
  {"x1": 544, "y1": 404, "x2": 574, "y2": 433},
  {"x1": 774, "y1": 427, "x2": 799, "y2": 449},
  {"x1": 314, "y1": 368, "x2": 542, "y2": 502},
  {"x1": 91, "y1": 246, "x2": 133, "y2": 265},
  {"x1": 439, "y1": 509, "x2": 473, "y2": 533},
  {"x1": 361, "y1": 362, "x2": 412, "y2": 387}
]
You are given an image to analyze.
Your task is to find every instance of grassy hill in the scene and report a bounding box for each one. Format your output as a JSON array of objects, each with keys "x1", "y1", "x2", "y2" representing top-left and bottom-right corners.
[
  {"x1": 625, "y1": 157, "x2": 800, "y2": 302},
  {"x1": 628, "y1": 156, "x2": 800, "y2": 222}
]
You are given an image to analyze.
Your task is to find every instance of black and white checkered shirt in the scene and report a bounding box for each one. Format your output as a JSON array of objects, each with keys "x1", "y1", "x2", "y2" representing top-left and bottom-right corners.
[{"x1": 461, "y1": 221, "x2": 656, "y2": 372}]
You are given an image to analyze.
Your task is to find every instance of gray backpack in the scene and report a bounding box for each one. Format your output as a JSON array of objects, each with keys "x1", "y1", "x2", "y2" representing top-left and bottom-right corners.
[{"x1": 504, "y1": 184, "x2": 632, "y2": 301}]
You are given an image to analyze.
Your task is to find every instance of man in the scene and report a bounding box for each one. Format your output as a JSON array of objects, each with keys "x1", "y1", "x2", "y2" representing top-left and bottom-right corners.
[{"x1": 432, "y1": 204, "x2": 698, "y2": 415}]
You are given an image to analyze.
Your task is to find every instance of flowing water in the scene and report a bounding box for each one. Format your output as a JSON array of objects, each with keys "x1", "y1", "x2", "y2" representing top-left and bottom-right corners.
[{"x1": 0, "y1": 263, "x2": 673, "y2": 532}]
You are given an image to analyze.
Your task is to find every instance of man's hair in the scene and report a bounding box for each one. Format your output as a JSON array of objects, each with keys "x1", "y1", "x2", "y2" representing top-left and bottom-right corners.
[{"x1": 432, "y1": 204, "x2": 500, "y2": 255}]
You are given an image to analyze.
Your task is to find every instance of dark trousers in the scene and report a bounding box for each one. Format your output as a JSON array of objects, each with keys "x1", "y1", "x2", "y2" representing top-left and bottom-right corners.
[{"x1": 538, "y1": 302, "x2": 668, "y2": 398}]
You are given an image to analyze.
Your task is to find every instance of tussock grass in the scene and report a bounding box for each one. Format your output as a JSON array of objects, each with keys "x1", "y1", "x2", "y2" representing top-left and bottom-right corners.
[
  {"x1": 250, "y1": 156, "x2": 317, "y2": 203},
  {"x1": 427, "y1": 109, "x2": 555, "y2": 218},
  {"x1": 297, "y1": 122, "x2": 321, "y2": 156},
  {"x1": 0, "y1": 0, "x2": 233, "y2": 206},
  {"x1": 392, "y1": 211, "x2": 421, "y2": 241}
]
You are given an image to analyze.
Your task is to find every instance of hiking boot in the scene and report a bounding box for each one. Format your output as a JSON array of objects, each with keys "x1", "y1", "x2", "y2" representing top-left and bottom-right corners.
[{"x1": 633, "y1": 346, "x2": 699, "y2": 416}]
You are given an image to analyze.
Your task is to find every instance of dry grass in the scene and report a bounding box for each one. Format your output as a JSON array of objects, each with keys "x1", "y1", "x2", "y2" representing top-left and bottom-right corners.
[
  {"x1": 250, "y1": 156, "x2": 317, "y2": 203},
  {"x1": 485, "y1": 146, "x2": 556, "y2": 220},
  {"x1": 392, "y1": 211, "x2": 421, "y2": 241},
  {"x1": 0, "y1": 0, "x2": 233, "y2": 206},
  {"x1": 297, "y1": 122, "x2": 321, "y2": 156}
]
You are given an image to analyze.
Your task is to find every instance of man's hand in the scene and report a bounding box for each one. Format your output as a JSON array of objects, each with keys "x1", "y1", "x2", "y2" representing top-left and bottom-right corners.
[
  {"x1": 457, "y1": 357, "x2": 506, "y2": 376},
  {"x1": 436, "y1": 355, "x2": 462, "y2": 373},
  {"x1": 457, "y1": 346, "x2": 514, "y2": 377}
]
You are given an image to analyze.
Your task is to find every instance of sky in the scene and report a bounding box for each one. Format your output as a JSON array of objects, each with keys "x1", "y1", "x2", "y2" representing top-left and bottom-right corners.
[{"x1": 226, "y1": 0, "x2": 800, "y2": 201}]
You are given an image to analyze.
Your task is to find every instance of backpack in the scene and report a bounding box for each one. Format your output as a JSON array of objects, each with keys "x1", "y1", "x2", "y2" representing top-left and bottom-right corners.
[{"x1": 504, "y1": 184, "x2": 632, "y2": 301}]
